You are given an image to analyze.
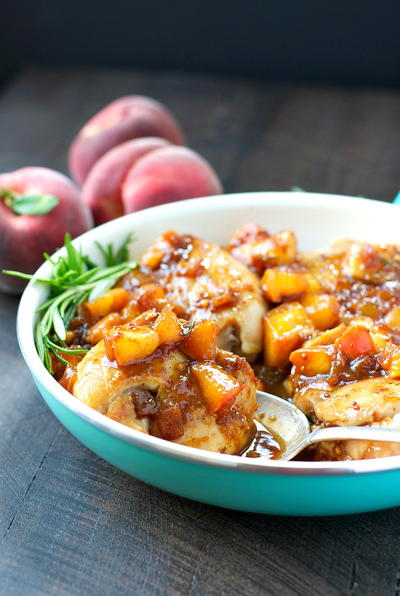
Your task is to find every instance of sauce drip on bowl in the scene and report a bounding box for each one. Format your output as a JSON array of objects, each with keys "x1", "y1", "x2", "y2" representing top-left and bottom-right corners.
[{"x1": 242, "y1": 428, "x2": 282, "y2": 459}]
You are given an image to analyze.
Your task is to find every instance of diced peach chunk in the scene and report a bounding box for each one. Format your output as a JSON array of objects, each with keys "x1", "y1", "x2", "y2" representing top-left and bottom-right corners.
[
  {"x1": 385, "y1": 306, "x2": 400, "y2": 331},
  {"x1": 301, "y1": 294, "x2": 340, "y2": 330},
  {"x1": 369, "y1": 329, "x2": 390, "y2": 351},
  {"x1": 191, "y1": 362, "x2": 243, "y2": 413},
  {"x1": 272, "y1": 230, "x2": 297, "y2": 264},
  {"x1": 104, "y1": 326, "x2": 159, "y2": 365},
  {"x1": 229, "y1": 222, "x2": 270, "y2": 247},
  {"x1": 336, "y1": 325, "x2": 375, "y2": 361},
  {"x1": 304, "y1": 274, "x2": 321, "y2": 294},
  {"x1": 264, "y1": 302, "x2": 314, "y2": 368},
  {"x1": 128, "y1": 309, "x2": 159, "y2": 328},
  {"x1": 380, "y1": 343, "x2": 400, "y2": 379},
  {"x1": 59, "y1": 367, "x2": 77, "y2": 392},
  {"x1": 359, "y1": 301, "x2": 379, "y2": 319},
  {"x1": 183, "y1": 320, "x2": 218, "y2": 361},
  {"x1": 56, "y1": 351, "x2": 84, "y2": 392},
  {"x1": 65, "y1": 330, "x2": 75, "y2": 345},
  {"x1": 86, "y1": 312, "x2": 122, "y2": 345},
  {"x1": 120, "y1": 301, "x2": 141, "y2": 323},
  {"x1": 290, "y1": 348, "x2": 332, "y2": 376},
  {"x1": 141, "y1": 245, "x2": 165, "y2": 270},
  {"x1": 136, "y1": 284, "x2": 167, "y2": 311},
  {"x1": 343, "y1": 317, "x2": 389, "y2": 351},
  {"x1": 86, "y1": 287, "x2": 129, "y2": 318},
  {"x1": 303, "y1": 324, "x2": 346, "y2": 348},
  {"x1": 342, "y1": 243, "x2": 382, "y2": 282},
  {"x1": 389, "y1": 353, "x2": 400, "y2": 378},
  {"x1": 261, "y1": 269, "x2": 309, "y2": 302},
  {"x1": 153, "y1": 307, "x2": 183, "y2": 345}
]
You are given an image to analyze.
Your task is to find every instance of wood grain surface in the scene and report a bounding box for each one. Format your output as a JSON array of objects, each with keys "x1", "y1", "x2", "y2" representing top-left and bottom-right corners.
[{"x1": 1, "y1": 67, "x2": 400, "y2": 596}]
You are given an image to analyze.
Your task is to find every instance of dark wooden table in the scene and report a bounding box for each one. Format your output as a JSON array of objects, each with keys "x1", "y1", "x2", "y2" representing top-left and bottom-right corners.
[{"x1": 1, "y1": 67, "x2": 400, "y2": 596}]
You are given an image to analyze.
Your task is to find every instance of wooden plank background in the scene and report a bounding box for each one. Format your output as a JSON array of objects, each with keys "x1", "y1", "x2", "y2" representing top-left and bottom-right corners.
[{"x1": 1, "y1": 66, "x2": 400, "y2": 596}]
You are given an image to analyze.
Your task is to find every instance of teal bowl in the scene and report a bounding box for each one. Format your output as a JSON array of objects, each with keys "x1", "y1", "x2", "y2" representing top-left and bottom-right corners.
[{"x1": 17, "y1": 192, "x2": 400, "y2": 515}]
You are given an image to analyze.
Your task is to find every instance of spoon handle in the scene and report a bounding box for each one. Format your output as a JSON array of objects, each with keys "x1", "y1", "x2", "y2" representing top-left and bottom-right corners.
[{"x1": 308, "y1": 426, "x2": 400, "y2": 446}]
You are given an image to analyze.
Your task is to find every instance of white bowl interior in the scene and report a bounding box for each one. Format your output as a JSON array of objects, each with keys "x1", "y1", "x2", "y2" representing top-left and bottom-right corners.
[
  {"x1": 68, "y1": 191, "x2": 397, "y2": 257},
  {"x1": 16, "y1": 192, "x2": 400, "y2": 474}
]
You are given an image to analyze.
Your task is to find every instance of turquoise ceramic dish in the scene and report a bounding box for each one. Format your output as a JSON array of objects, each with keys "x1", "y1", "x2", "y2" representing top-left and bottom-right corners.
[{"x1": 17, "y1": 192, "x2": 400, "y2": 516}]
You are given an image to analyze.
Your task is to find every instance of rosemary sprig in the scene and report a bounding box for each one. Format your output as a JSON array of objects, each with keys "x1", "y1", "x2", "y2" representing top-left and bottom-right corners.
[
  {"x1": 95, "y1": 232, "x2": 135, "y2": 267},
  {"x1": 4, "y1": 233, "x2": 137, "y2": 373}
]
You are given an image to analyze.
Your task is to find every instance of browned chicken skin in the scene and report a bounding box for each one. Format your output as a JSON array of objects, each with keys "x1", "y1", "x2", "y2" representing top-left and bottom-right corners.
[
  {"x1": 226, "y1": 222, "x2": 297, "y2": 276},
  {"x1": 124, "y1": 231, "x2": 267, "y2": 358},
  {"x1": 299, "y1": 379, "x2": 400, "y2": 460},
  {"x1": 73, "y1": 340, "x2": 257, "y2": 454}
]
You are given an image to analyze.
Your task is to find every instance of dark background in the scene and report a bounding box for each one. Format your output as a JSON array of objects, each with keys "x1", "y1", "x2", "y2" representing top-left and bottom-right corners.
[{"x1": 2, "y1": 0, "x2": 400, "y2": 86}]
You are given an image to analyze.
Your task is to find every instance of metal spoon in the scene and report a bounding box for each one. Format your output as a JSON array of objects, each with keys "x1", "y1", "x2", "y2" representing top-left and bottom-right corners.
[{"x1": 254, "y1": 390, "x2": 400, "y2": 461}]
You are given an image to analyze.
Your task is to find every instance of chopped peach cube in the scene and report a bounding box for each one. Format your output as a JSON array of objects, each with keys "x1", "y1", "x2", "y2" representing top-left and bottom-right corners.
[
  {"x1": 389, "y1": 353, "x2": 400, "y2": 378},
  {"x1": 303, "y1": 324, "x2": 346, "y2": 348},
  {"x1": 301, "y1": 294, "x2": 340, "y2": 330},
  {"x1": 272, "y1": 229, "x2": 297, "y2": 264},
  {"x1": 336, "y1": 326, "x2": 375, "y2": 361},
  {"x1": 153, "y1": 307, "x2": 183, "y2": 345},
  {"x1": 104, "y1": 326, "x2": 159, "y2": 365},
  {"x1": 304, "y1": 274, "x2": 321, "y2": 294},
  {"x1": 136, "y1": 284, "x2": 167, "y2": 311},
  {"x1": 342, "y1": 317, "x2": 388, "y2": 351},
  {"x1": 380, "y1": 343, "x2": 400, "y2": 379},
  {"x1": 369, "y1": 328, "x2": 390, "y2": 351},
  {"x1": 141, "y1": 245, "x2": 166, "y2": 269},
  {"x1": 261, "y1": 269, "x2": 309, "y2": 302},
  {"x1": 385, "y1": 306, "x2": 400, "y2": 331},
  {"x1": 264, "y1": 302, "x2": 314, "y2": 368},
  {"x1": 191, "y1": 362, "x2": 243, "y2": 413},
  {"x1": 59, "y1": 367, "x2": 77, "y2": 393},
  {"x1": 86, "y1": 287, "x2": 129, "y2": 318},
  {"x1": 86, "y1": 312, "x2": 122, "y2": 345},
  {"x1": 128, "y1": 309, "x2": 159, "y2": 328},
  {"x1": 65, "y1": 330, "x2": 75, "y2": 345},
  {"x1": 290, "y1": 348, "x2": 332, "y2": 376},
  {"x1": 120, "y1": 301, "x2": 141, "y2": 324},
  {"x1": 342, "y1": 242, "x2": 382, "y2": 282},
  {"x1": 183, "y1": 320, "x2": 218, "y2": 361}
]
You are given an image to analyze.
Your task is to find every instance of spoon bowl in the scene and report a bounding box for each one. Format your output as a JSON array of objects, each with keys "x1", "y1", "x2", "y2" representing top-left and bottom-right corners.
[{"x1": 255, "y1": 390, "x2": 400, "y2": 461}]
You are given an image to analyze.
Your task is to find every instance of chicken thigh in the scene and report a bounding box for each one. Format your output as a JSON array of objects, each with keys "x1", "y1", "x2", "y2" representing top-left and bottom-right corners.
[
  {"x1": 73, "y1": 315, "x2": 258, "y2": 455},
  {"x1": 123, "y1": 231, "x2": 267, "y2": 358},
  {"x1": 295, "y1": 378, "x2": 400, "y2": 460}
]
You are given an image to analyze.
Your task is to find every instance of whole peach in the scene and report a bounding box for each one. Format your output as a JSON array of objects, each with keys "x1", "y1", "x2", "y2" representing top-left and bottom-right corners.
[
  {"x1": 69, "y1": 96, "x2": 185, "y2": 185},
  {"x1": 81, "y1": 137, "x2": 171, "y2": 225},
  {"x1": 0, "y1": 167, "x2": 93, "y2": 293},
  {"x1": 121, "y1": 146, "x2": 223, "y2": 213}
]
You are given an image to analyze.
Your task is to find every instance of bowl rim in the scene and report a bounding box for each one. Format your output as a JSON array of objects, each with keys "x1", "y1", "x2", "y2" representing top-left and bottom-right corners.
[{"x1": 16, "y1": 191, "x2": 400, "y2": 477}]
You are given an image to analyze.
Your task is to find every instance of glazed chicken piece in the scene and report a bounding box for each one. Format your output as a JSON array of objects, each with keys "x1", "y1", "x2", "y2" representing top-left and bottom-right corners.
[
  {"x1": 287, "y1": 313, "x2": 400, "y2": 460},
  {"x1": 336, "y1": 239, "x2": 400, "y2": 285},
  {"x1": 299, "y1": 238, "x2": 400, "y2": 295},
  {"x1": 226, "y1": 223, "x2": 297, "y2": 276},
  {"x1": 123, "y1": 231, "x2": 267, "y2": 359},
  {"x1": 294, "y1": 378, "x2": 400, "y2": 460},
  {"x1": 73, "y1": 311, "x2": 257, "y2": 454}
]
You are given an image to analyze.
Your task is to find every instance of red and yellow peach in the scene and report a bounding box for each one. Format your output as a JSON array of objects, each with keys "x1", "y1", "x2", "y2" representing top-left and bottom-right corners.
[
  {"x1": 69, "y1": 96, "x2": 185, "y2": 185},
  {"x1": 81, "y1": 137, "x2": 171, "y2": 225},
  {"x1": 0, "y1": 167, "x2": 93, "y2": 293},
  {"x1": 122, "y1": 146, "x2": 223, "y2": 213}
]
